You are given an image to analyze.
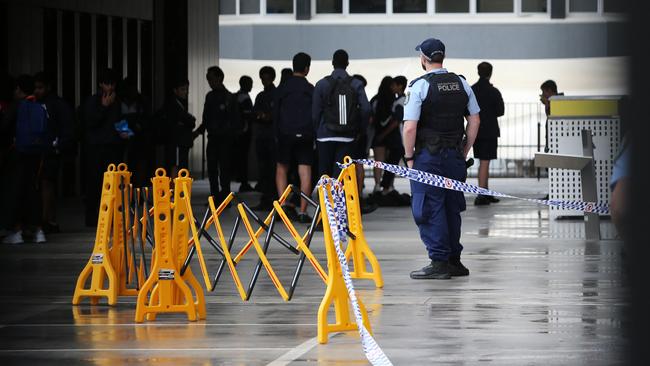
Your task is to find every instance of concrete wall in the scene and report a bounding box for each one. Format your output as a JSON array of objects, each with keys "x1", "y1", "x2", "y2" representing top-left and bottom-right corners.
[{"x1": 220, "y1": 21, "x2": 627, "y2": 60}]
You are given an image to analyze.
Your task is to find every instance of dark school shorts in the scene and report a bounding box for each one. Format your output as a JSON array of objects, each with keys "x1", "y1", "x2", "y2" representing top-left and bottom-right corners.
[
  {"x1": 276, "y1": 134, "x2": 314, "y2": 166},
  {"x1": 472, "y1": 138, "x2": 498, "y2": 160}
]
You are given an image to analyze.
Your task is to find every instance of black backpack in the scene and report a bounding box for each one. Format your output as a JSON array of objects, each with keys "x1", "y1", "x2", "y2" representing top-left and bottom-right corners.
[{"x1": 323, "y1": 76, "x2": 360, "y2": 134}]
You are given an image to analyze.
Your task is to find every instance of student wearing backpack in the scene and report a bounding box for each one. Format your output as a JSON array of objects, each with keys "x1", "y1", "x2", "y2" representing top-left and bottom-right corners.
[
  {"x1": 33, "y1": 71, "x2": 75, "y2": 234},
  {"x1": 274, "y1": 52, "x2": 315, "y2": 223},
  {"x1": 312, "y1": 49, "x2": 370, "y2": 179},
  {"x1": 194, "y1": 66, "x2": 239, "y2": 203},
  {"x1": 2, "y1": 75, "x2": 48, "y2": 244}
]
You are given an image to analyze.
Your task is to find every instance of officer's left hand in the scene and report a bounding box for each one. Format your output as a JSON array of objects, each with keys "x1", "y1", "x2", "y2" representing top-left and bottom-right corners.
[{"x1": 406, "y1": 160, "x2": 414, "y2": 169}]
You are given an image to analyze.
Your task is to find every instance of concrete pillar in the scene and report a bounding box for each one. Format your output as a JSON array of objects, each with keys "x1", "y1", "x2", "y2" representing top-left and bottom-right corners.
[{"x1": 187, "y1": 0, "x2": 219, "y2": 176}]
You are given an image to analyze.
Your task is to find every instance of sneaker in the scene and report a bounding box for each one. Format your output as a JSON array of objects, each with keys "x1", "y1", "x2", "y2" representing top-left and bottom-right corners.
[
  {"x1": 34, "y1": 229, "x2": 47, "y2": 244},
  {"x1": 297, "y1": 212, "x2": 313, "y2": 224},
  {"x1": 409, "y1": 260, "x2": 451, "y2": 280},
  {"x1": 381, "y1": 187, "x2": 395, "y2": 196},
  {"x1": 487, "y1": 196, "x2": 500, "y2": 203},
  {"x1": 3, "y1": 230, "x2": 24, "y2": 244},
  {"x1": 448, "y1": 258, "x2": 469, "y2": 277},
  {"x1": 474, "y1": 195, "x2": 491, "y2": 206},
  {"x1": 373, "y1": 184, "x2": 381, "y2": 193}
]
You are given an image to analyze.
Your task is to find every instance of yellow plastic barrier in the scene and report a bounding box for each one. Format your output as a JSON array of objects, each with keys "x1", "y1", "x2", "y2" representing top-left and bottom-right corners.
[
  {"x1": 111, "y1": 163, "x2": 139, "y2": 297},
  {"x1": 72, "y1": 165, "x2": 120, "y2": 305},
  {"x1": 339, "y1": 157, "x2": 384, "y2": 288},
  {"x1": 317, "y1": 179, "x2": 372, "y2": 344},
  {"x1": 176, "y1": 172, "x2": 207, "y2": 320},
  {"x1": 135, "y1": 169, "x2": 198, "y2": 322}
]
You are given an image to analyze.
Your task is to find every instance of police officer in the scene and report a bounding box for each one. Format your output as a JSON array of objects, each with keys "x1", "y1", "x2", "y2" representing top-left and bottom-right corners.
[{"x1": 402, "y1": 38, "x2": 481, "y2": 280}]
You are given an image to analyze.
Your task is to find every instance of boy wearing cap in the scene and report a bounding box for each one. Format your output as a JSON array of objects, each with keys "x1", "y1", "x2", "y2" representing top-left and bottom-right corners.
[{"x1": 402, "y1": 38, "x2": 481, "y2": 280}]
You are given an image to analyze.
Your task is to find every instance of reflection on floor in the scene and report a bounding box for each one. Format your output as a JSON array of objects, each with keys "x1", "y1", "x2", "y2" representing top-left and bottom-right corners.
[{"x1": 0, "y1": 178, "x2": 626, "y2": 365}]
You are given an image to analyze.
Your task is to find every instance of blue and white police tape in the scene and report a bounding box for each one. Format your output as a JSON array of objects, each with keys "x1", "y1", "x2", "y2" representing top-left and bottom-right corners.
[
  {"x1": 339, "y1": 159, "x2": 610, "y2": 215},
  {"x1": 319, "y1": 177, "x2": 393, "y2": 366}
]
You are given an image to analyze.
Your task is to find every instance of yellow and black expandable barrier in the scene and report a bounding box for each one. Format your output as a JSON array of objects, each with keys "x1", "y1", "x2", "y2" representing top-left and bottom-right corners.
[
  {"x1": 72, "y1": 158, "x2": 384, "y2": 341},
  {"x1": 180, "y1": 183, "x2": 327, "y2": 302}
]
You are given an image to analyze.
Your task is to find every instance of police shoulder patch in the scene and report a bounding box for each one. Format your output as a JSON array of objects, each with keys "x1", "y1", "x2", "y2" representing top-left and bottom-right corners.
[{"x1": 404, "y1": 91, "x2": 411, "y2": 106}]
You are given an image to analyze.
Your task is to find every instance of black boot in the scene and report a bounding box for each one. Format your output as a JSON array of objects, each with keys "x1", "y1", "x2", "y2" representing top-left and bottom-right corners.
[
  {"x1": 410, "y1": 260, "x2": 451, "y2": 280},
  {"x1": 487, "y1": 195, "x2": 500, "y2": 203},
  {"x1": 448, "y1": 258, "x2": 470, "y2": 277},
  {"x1": 474, "y1": 195, "x2": 491, "y2": 206}
]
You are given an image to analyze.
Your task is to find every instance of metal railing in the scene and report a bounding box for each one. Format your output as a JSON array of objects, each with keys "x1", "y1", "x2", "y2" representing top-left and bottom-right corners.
[{"x1": 467, "y1": 102, "x2": 546, "y2": 178}]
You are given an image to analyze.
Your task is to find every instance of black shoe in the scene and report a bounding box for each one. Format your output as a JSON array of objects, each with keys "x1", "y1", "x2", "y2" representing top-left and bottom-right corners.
[
  {"x1": 487, "y1": 196, "x2": 500, "y2": 203},
  {"x1": 360, "y1": 202, "x2": 378, "y2": 215},
  {"x1": 410, "y1": 261, "x2": 451, "y2": 280},
  {"x1": 281, "y1": 204, "x2": 298, "y2": 220},
  {"x1": 448, "y1": 258, "x2": 470, "y2": 277},
  {"x1": 297, "y1": 212, "x2": 313, "y2": 224},
  {"x1": 43, "y1": 222, "x2": 61, "y2": 234},
  {"x1": 474, "y1": 195, "x2": 491, "y2": 206},
  {"x1": 239, "y1": 183, "x2": 254, "y2": 193}
]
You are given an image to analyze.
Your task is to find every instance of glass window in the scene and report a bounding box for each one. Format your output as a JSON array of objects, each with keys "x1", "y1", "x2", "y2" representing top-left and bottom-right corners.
[
  {"x1": 394, "y1": 0, "x2": 426, "y2": 13},
  {"x1": 317, "y1": 0, "x2": 343, "y2": 13},
  {"x1": 350, "y1": 0, "x2": 386, "y2": 13},
  {"x1": 604, "y1": 0, "x2": 627, "y2": 12},
  {"x1": 241, "y1": 0, "x2": 260, "y2": 13},
  {"x1": 220, "y1": 0, "x2": 236, "y2": 14},
  {"x1": 436, "y1": 0, "x2": 469, "y2": 13},
  {"x1": 477, "y1": 0, "x2": 513, "y2": 12},
  {"x1": 522, "y1": 0, "x2": 547, "y2": 12},
  {"x1": 267, "y1": 0, "x2": 294, "y2": 13},
  {"x1": 570, "y1": 0, "x2": 597, "y2": 12}
]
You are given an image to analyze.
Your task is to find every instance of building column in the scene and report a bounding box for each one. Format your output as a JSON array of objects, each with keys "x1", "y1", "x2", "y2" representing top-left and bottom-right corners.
[{"x1": 187, "y1": 0, "x2": 219, "y2": 175}]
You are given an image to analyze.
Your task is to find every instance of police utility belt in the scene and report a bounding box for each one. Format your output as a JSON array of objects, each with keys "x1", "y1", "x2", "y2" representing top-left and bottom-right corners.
[{"x1": 415, "y1": 134, "x2": 464, "y2": 155}]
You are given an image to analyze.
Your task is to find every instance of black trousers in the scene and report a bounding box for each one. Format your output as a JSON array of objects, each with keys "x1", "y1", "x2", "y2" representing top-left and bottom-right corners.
[
  {"x1": 381, "y1": 142, "x2": 405, "y2": 189},
  {"x1": 3, "y1": 151, "x2": 43, "y2": 229},
  {"x1": 85, "y1": 144, "x2": 123, "y2": 226},
  {"x1": 207, "y1": 137, "x2": 233, "y2": 200},
  {"x1": 234, "y1": 129, "x2": 252, "y2": 183},
  {"x1": 255, "y1": 136, "x2": 276, "y2": 204},
  {"x1": 317, "y1": 140, "x2": 356, "y2": 179}
]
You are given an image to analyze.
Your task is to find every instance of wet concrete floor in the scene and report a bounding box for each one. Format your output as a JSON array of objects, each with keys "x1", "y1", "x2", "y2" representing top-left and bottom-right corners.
[{"x1": 0, "y1": 178, "x2": 627, "y2": 365}]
